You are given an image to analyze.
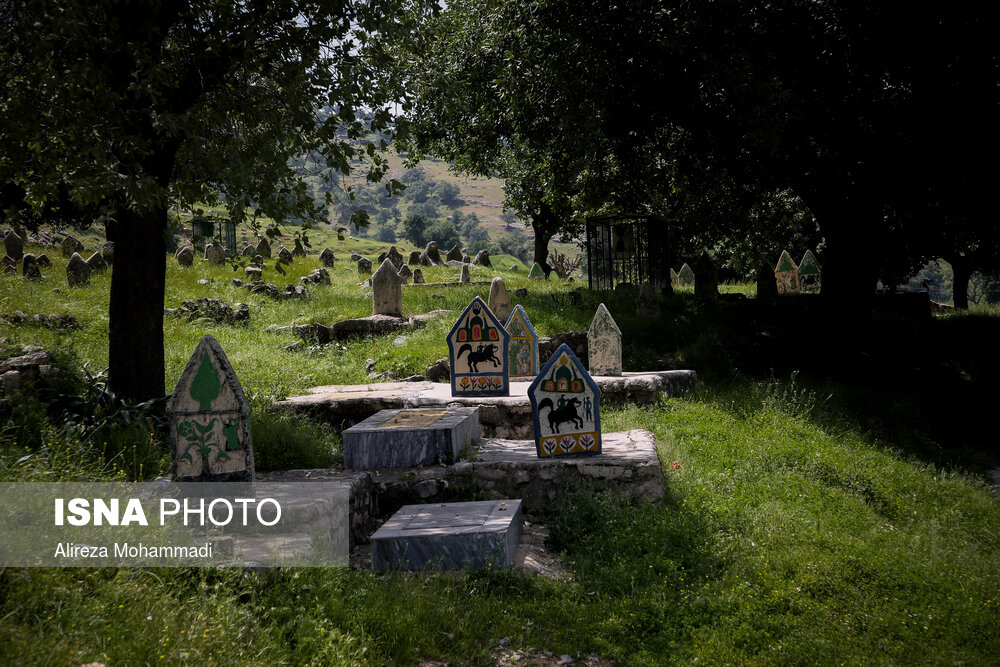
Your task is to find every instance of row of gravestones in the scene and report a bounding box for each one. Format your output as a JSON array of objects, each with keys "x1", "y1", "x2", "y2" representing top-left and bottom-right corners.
[
  {"x1": 446, "y1": 294, "x2": 622, "y2": 459},
  {"x1": 772, "y1": 249, "x2": 821, "y2": 295},
  {"x1": 166, "y1": 295, "x2": 623, "y2": 481},
  {"x1": 668, "y1": 249, "x2": 822, "y2": 296},
  {"x1": 3, "y1": 229, "x2": 113, "y2": 286}
]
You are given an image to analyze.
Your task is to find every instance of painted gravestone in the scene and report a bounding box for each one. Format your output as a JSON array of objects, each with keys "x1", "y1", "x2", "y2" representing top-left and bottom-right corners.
[
  {"x1": 528, "y1": 262, "x2": 546, "y2": 280},
  {"x1": 798, "y1": 250, "x2": 821, "y2": 292},
  {"x1": 775, "y1": 250, "x2": 800, "y2": 295},
  {"x1": 505, "y1": 305, "x2": 539, "y2": 378},
  {"x1": 447, "y1": 296, "x2": 510, "y2": 397},
  {"x1": 587, "y1": 303, "x2": 622, "y2": 376},
  {"x1": 677, "y1": 263, "x2": 695, "y2": 285},
  {"x1": 528, "y1": 344, "x2": 601, "y2": 457},
  {"x1": 167, "y1": 335, "x2": 253, "y2": 482}
]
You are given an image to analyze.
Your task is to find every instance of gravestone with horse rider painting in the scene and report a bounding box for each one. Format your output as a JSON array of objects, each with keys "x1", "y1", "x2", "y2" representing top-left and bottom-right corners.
[
  {"x1": 447, "y1": 296, "x2": 511, "y2": 397},
  {"x1": 527, "y1": 343, "x2": 601, "y2": 457},
  {"x1": 167, "y1": 334, "x2": 254, "y2": 482}
]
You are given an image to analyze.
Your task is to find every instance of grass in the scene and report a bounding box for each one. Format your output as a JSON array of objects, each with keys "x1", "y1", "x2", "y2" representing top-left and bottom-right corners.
[{"x1": 1, "y1": 238, "x2": 999, "y2": 665}]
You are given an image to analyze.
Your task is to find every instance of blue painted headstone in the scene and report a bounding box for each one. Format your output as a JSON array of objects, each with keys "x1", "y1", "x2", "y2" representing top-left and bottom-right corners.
[
  {"x1": 505, "y1": 305, "x2": 539, "y2": 378},
  {"x1": 447, "y1": 296, "x2": 511, "y2": 396},
  {"x1": 527, "y1": 343, "x2": 601, "y2": 457}
]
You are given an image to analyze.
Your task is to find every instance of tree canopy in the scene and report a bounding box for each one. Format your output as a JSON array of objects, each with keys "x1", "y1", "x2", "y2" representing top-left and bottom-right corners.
[
  {"x1": 399, "y1": 0, "x2": 999, "y2": 305},
  {"x1": 1, "y1": 0, "x2": 415, "y2": 401}
]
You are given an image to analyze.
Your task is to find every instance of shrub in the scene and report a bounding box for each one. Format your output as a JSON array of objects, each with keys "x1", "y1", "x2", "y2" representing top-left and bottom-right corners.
[{"x1": 251, "y1": 410, "x2": 339, "y2": 470}]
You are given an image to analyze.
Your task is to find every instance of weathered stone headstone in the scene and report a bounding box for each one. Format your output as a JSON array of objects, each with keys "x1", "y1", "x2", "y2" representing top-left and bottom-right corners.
[
  {"x1": 251, "y1": 254, "x2": 264, "y2": 267},
  {"x1": 398, "y1": 264, "x2": 412, "y2": 279},
  {"x1": 377, "y1": 251, "x2": 388, "y2": 265},
  {"x1": 693, "y1": 251, "x2": 719, "y2": 297},
  {"x1": 528, "y1": 262, "x2": 546, "y2": 280},
  {"x1": 670, "y1": 267, "x2": 679, "y2": 286},
  {"x1": 292, "y1": 238, "x2": 306, "y2": 257},
  {"x1": 587, "y1": 303, "x2": 622, "y2": 376},
  {"x1": 22, "y1": 253, "x2": 41, "y2": 279},
  {"x1": 386, "y1": 246, "x2": 404, "y2": 270},
  {"x1": 1, "y1": 255, "x2": 15, "y2": 274},
  {"x1": 204, "y1": 243, "x2": 226, "y2": 265},
  {"x1": 774, "y1": 250, "x2": 799, "y2": 295},
  {"x1": 343, "y1": 407, "x2": 479, "y2": 469},
  {"x1": 241, "y1": 244, "x2": 255, "y2": 257},
  {"x1": 677, "y1": 263, "x2": 695, "y2": 286},
  {"x1": 488, "y1": 277, "x2": 512, "y2": 324},
  {"x1": 412, "y1": 268, "x2": 425, "y2": 284},
  {"x1": 350, "y1": 253, "x2": 361, "y2": 262},
  {"x1": 419, "y1": 252, "x2": 432, "y2": 266},
  {"x1": 245, "y1": 266, "x2": 262, "y2": 280},
  {"x1": 446, "y1": 244, "x2": 464, "y2": 262},
  {"x1": 277, "y1": 246, "x2": 293, "y2": 263},
  {"x1": 66, "y1": 252, "x2": 91, "y2": 287},
  {"x1": 636, "y1": 281, "x2": 660, "y2": 318},
  {"x1": 4, "y1": 231, "x2": 23, "y2": 262},
  {"x1": 371, "y1": 499, "x2": 522, "y2": 571},
  {"x1": 462, "y1": 254, "x2": 471, "y2": 264},
  {"x1": 61, "y1": 235, "x2": 83, "y2": 258},
  {"x1": 798, "y1": 250, "x2": 822, "y2": 291},
  {"x1": 175, "y1": 246, "x2": 194, "y2": 266},
  {"x1": 424, "y1": 241, "x2": 442, "y2": 265},
  {"x1": 86, "y1": 251, "x2": 108, "y2": 274},
  {"x1": 505, "y1": 305, "x2": 539, "y2": 378},
  {"x1": 408, "y1": 250, "x2": 422, "y2": 265},
  {"x1": 528, "y1": 343, "x2": 601, "y2": 457},
  {"x1": 447, "y1": 296, "x2": 510, "y2": 396},
  {"x1": 255, "y1": 237, "x2": 271, "y2": 259},
  {"x1": 756, "y1": 263, "x2": 779, "y2": 301},
  {"x1": 460, "y1": 264, "x2": 471, "y2": 283},
  {"x1": 319, "y1": 247, "x2": 335, "y2": 267},
  {"x1": 167, "y1": 335, "x2": 253, "y2": 482},
  {"x1": 36, "y1": 254, "x2": 52, "y2": 268},
  {"x1": 372, "y1": 259, "x2": 403, "y2": 317},
  {"x1": 473, "y1": 249, "x2": 491, "y2": 267},
  {"x1": 357, "y1": 257, "x2": 373, "y2": 274}
]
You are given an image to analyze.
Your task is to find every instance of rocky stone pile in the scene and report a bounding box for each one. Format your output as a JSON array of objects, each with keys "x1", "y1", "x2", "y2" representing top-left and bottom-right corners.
[
  {"x1": 242, "y1": 280, "x2": 308, "y2": 300},
  {"x1": 165, "y1": 298, "x2": 250, "y2": 324},
  {"x1": 0, "y1": 346, "x2": 61, "y2": 394},
  {"x1": 300, "y1": 267, "x2": 331, "y2": 286},
  {"x1": 538, "y1": 331, "x2": 588, "y2": 366},
  {"x1": 1, "y1": 311, "x2": 81, "y2": 331}
]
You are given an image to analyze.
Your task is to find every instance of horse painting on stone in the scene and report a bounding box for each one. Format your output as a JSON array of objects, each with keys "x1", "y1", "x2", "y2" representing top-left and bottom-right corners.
[
  {"x1": 527, "y1": 344, "x2": 601, "y2": 457},
  {"x1": 447, "y1": 296, "x2": 510, "y2": 397}
]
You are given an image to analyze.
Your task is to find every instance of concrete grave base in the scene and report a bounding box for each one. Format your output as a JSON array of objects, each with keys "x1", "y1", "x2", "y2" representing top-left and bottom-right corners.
[
  {"x1": 371, "y1": 499, "x2": 522, "y2": 571},
  {"x1": 343, "y1": 407, "x2": 479, "y2": 469},
  {"x1": 373, "y1": 429, "x2": 663, "y2": 519},
  {"x1": 274, "y1": 371, "x2": 695, "y2": 439}
]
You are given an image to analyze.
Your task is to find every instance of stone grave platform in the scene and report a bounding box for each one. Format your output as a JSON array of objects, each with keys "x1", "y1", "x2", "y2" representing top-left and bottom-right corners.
[
  {"x1": 370, "y1": 499, "x2": 523, "y2": 571},
  {"x1": 373, "y1": 429, "x2": 663, "y2": 518},
  {"x1": 343, "y1": 407, "x2": 479, "y2": 469},
  {"x1": 261, "y1": 429, "x2": 663, "y2": 534},
  {"x1": 273, "y1": 371, "x2": 695, "y2": 439}
]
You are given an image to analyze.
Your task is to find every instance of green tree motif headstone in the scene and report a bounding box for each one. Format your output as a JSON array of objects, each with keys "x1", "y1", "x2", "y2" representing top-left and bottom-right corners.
[
  {"x1": 774, "y1": 250, "x2": 800, "y2": 295},
  {"x1": 167, "y1": 335, "x2": 254, "y2": 482}
]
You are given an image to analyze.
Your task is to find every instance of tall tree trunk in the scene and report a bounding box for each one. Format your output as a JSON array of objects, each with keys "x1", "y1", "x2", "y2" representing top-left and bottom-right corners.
[
  {"x1": 951, "y1": 256, "x2": 972, "y2": 310},
  {"x1": 530, "y1": 202, "x2": 558, "y2": 276},
  {"x1": 804, "y1": 188, "x2": 881, "y2": 322},
  {"x1": 108, "y1": 204, "x2": 168, "y2": 402}
]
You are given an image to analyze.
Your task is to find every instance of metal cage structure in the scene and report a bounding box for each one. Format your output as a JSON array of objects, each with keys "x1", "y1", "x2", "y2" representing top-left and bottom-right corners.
[
  {"x1": 585, "y1": 214, "x2": 670, "y2": 291},
  {"x1": 192, "y1": 219, "x2": 237, "y2": 256}
]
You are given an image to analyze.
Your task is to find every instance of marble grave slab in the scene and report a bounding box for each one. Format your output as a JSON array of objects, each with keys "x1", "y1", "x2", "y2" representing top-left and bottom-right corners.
[{"x1": 343, "y1": 407, "x2": 480, "y2": 469}]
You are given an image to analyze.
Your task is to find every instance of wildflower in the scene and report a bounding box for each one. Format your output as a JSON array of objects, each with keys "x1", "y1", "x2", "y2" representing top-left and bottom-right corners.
[{"x1": 672, "y1": 461, "x2": 681, "y2": 469}]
